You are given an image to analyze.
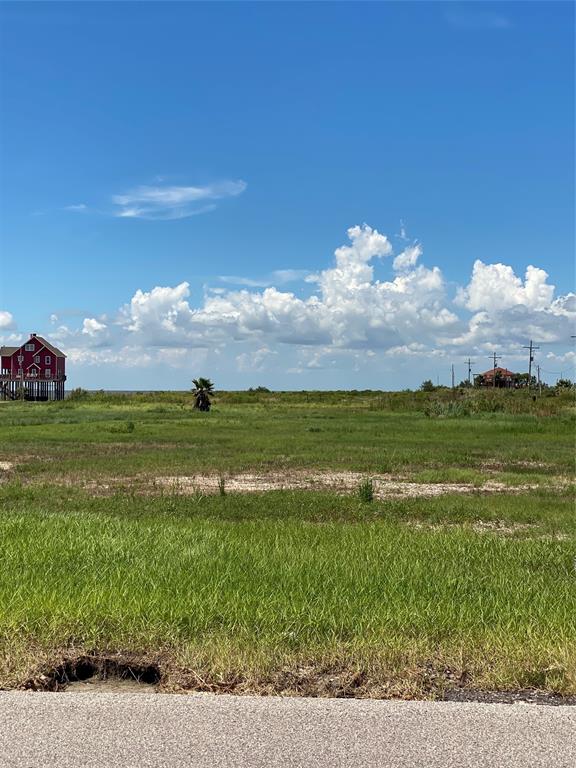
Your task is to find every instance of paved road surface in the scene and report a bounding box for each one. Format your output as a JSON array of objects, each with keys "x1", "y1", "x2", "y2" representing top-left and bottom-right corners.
[{"x1": 1, "y1": 691, "x2": 574, "y2": 767}]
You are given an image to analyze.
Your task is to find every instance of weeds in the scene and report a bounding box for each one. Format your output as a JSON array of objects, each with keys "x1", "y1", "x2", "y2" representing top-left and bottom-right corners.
[
  {"x1": 106, "y1": 420, "x2": 136, "y2": 434},
  {"x1": 425, "y1": 400, "x2": 471, "y2": 418},
  {"x1": 358, "y1": 478, "x2": 374, "y2": 502}
]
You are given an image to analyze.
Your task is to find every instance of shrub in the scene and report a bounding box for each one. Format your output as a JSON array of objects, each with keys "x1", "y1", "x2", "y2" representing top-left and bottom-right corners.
[
  {"x1": 357, "y1": 478, "x2": 374, "y2": 503},
  {"x1": 67, "y1": 388, "x2": 89, "y2": 401}
]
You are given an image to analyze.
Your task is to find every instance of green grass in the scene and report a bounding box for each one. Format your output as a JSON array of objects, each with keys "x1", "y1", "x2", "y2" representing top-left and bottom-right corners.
[
  {"x1": 0, "y1": 390, "x2": 574, "y2": 696},
  {"x1": 0, "y1": 485, "x2": 574, "y2": 694},
  {"x1": 0, "y1": 392, "x2": 573, "y2": 481}
]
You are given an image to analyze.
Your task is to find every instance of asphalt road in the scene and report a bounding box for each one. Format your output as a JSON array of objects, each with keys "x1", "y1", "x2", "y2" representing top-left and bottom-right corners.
[{"x1": 1, "y1": 691, "x2": 575, "y2": 767}]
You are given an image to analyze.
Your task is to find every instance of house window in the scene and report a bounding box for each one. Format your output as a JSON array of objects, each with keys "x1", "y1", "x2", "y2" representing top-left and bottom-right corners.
[
  {"x1": 29, "y1": 369, "x2": 37, "y2": 377},
  {"x1": 45, "y1": 369, "x2": 51, "y2": 378},
  {"x1": 17, "y1": 355, "x2": 23, "y2": 363},
  {"x1": 34, "y1": 355, "x2": 40, "y2": 364},
  {"x1": 45, "y1": 355, "x2": 51, "y2": 365},
  {"x1": 17, "y1": 368, "x2": 23, "y2": 376},
  {"x1": 25, "y1": 344, "x2": 34, "y2": 352}
]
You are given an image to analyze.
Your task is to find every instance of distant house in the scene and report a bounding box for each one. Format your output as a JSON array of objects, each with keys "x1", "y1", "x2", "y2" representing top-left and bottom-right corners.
[
  {"x1": 477, "y1": 367, "x2": 519, "y2": 388},
  {"x1": 0, "y1": 333, "x2": 66, "y2": 401}
]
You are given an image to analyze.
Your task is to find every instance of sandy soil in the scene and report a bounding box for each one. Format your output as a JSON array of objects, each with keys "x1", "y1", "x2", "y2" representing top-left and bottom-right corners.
[
  {"x1": 151, "y1": 471, "x2": 543, "y2": 498},
  {"x1": 65, "y1": 677, "x2": 156, "y2": 694},
  {"x1": 3, "y1": 460, "x2": 570, "y2": 498}
]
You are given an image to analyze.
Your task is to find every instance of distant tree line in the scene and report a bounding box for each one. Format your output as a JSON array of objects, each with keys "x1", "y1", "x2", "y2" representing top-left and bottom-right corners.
[{"x1": 421, "y1": 376, "x2": 574, "y2": 392}]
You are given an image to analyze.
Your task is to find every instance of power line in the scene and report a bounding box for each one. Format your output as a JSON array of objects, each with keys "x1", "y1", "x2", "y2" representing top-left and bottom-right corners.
[
  {"x1": 539, "y1": 368, "x2": 576, "y2": 376},
  {"x1": 489, "y1": 352, "x2": 501, "y2": 388},
  {"x1": 522, "y1": 340, "x2": 540, "y2": 389},
  {"x1": 465, "y1": 357, "x2": 475, "y2": 385}
]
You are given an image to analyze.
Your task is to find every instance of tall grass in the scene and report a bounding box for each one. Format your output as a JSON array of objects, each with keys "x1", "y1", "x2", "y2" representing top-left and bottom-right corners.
[
  {"x1": 0, "y1": 489, "x2": 574, "y2": 693},
  {"x1": 0, "y1": 391, "x2": 573, "y2": 695}
]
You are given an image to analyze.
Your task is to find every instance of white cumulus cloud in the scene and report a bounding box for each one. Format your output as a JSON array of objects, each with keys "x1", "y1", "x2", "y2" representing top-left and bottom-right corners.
[
  {"x1": 39, "y1": 223, "x2": 574, "y2": 379},
  {"x1": 393, "y1": 244, "x2": 422, "y2": 272},
  {"x1": 0, "y1": 310, "x2": 15, "y2": 330},
  {"x1": 82, "y1": 318, "x2": 107, "y2": 336},
  {"x1": 119, "y1": 282, "x2": 197, "y2": 340},
  {"x1": 456, "y1": 261, "x2": 555, "y2": 313}
]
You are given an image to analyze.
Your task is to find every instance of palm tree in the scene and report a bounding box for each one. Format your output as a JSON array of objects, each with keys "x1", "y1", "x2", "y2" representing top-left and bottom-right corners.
[{"x1": 192, "y1": 377, "x2": 215, "y2": 412}]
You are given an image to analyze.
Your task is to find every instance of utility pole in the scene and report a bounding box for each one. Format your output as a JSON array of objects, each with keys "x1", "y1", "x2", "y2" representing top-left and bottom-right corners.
[
  {"x1": 522, "y1": 340, "x2": 540, "y2": 390},
  {"x1": 451, "y1": 364, "x2": 455, "y2": 390},
  {"x1": 465, "y1": 357, "x2": 475, "y2": 386},
  {"x1": 20, "y1": 343, "x2": 25, "y2": 401},
  {"x1": 490, "y1": 352, "x2": 501, "y2": 388}
]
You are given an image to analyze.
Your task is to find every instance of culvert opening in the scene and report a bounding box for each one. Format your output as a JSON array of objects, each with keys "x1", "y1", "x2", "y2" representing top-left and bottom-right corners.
[{"x1": 25, "y1": 655, "x2": 161, "y2": 693}]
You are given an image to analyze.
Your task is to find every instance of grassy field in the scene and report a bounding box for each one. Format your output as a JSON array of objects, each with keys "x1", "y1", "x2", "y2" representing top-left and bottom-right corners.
[
  {"x1": 0, "y1": 389, "x2": 574, "y2": 481},
  {"x1": 0, "y1": 389, "x2": 574, "y2": 697}
]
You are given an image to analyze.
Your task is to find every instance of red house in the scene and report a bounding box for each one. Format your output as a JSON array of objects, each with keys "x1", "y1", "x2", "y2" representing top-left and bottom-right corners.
[
  {"x1": 478, "y1": 367, "x2": 518, "y2": 388},
  {"x1": 0, "y1": 333, "x2": 66, "y2": 401}
]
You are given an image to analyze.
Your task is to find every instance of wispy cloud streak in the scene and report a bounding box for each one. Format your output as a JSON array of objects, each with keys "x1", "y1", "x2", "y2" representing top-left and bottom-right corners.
[
  {"x1": 64, "y1": 203, "x2": 88, "y2": 212},
  {"x1": 218, "y1": 269, "x2": 309, "y2": 288},
  {"x1": 112, "y1": 180, "x2": 247, "y2": 220},
  {"x1": 445, "y1": 11, "x2": 511, "y2": 30}
]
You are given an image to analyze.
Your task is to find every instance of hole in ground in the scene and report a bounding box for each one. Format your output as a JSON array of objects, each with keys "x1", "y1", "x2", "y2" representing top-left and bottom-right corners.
[{"x1": 25, "y1": 655, "x2": 161, "y2": 692}]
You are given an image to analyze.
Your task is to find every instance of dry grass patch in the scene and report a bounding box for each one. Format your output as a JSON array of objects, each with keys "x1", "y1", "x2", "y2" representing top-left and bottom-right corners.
[{"x1": 16, "y1": 647, "x2": 576, "y2": 704}]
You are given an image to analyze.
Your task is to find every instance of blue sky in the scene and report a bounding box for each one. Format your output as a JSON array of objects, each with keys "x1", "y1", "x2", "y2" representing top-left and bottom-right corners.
[{"x1": 1, "y1": 1, "x2": 574, "y2": 390}]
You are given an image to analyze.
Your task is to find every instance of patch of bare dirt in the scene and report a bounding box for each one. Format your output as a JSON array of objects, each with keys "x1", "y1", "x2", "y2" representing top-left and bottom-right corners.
[
  {"x1": 0, "y1": 461, "x2": 13, "y2": 471},
  {"x1": 22, "y1": 653, "x2": 576, "y2": 705},
  {"x1": 405, "y1": 520, "x2": 542, "y2": 537},
  {"x1": 151, "y1": 472, "x2": 543, "y2": 499},
  {"x1": 15, "y1": 469, "x2": 571, "y2": 498},
  {"x1": 24, "y1": 654, "x2": 161, "y2": 693},
  {"x1": 470, "y1": 520, "x2": 537, "y2": 535},
  {"x1": 482, "y1": 460, "x2": 554, "y2": 471}
]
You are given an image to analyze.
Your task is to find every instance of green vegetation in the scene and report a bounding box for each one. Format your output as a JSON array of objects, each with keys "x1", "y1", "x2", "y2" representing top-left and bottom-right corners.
[
  {"x1": 0, "y1": 485, "x2": 574, "y2": 695},
  {"x1": 192, "y1": 377, "x2": 215, "y2": 412},
  {"x1": 0, "y1": 389, "x2": 574, "y2": 696},
  {"x1": 357, "y1": 477, "x2": 375, "y2": 503},
  {"x1": 0, "y1": 389, "x2": 573, "y2": 482}
]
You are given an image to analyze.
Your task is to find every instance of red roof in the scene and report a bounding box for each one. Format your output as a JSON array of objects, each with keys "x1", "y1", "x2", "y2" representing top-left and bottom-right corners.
[
  {"x1": 481, "y1": 367, "x2": 516, "y2": 378},
  {"x1": 31, "y1": 335, "x2": 66, "y2": 358},
  {"x1": 0, "y1": 334, "x2": 65, "y2": 359}
]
